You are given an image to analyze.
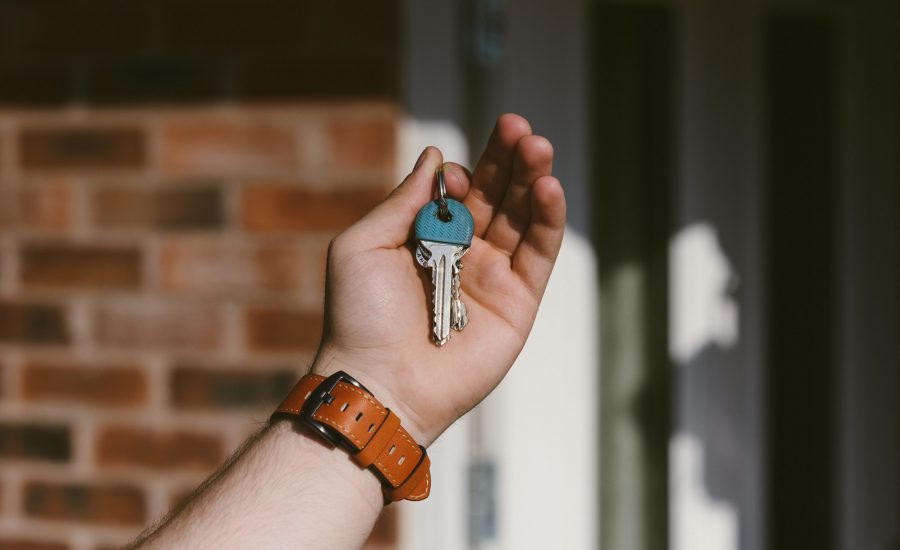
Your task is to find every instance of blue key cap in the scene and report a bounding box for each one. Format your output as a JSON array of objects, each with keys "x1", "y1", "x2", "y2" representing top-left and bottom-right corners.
[
  {"x1": 414, "y1": 196, "x2": 474, "y2": 346},
  {"x1": 414, "y1": 199, "x2": 474, "y2": 247}
]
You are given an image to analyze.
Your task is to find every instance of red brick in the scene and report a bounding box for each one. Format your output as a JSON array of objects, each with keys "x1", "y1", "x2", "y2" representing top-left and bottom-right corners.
[
  {"x1": 20, "y1": 127, "x2": 145, "y2": 171},
  {"x1": 20, "y1": 244, "x2": 142, "y2": 290},
  {"x1": 96, "y1": 427, "x2": 224, "y2": 470},
  {"x1": 23, "y1": 362, "x2": 146, "y2": 407},
  {"x1": 326, "y1": 115, "x2": 395, "y2": 174},
  {"x1": 23, "y1": 481, "x2": 145, "y2": 526},
  {"x1": 91, "y1": 185, "x2": 223, "y2": 230},
  {"x1": 244, "y1": 307, "x2": 322, "y2": 352},
  {"x1": 0, "y1": 301, "x2": 69, "y2": 345},
  {"x1": 93, "y1": 301, "x2": 223, "y2": 351},
  {"x1": 0, "y1": 423, "x2": 70, "y2": 462},
  {"x1": 159, "y1": 240, "x2": 303, "y2": 295},
  {"x1": 0, "y1": 539, "x2": 68, "y2": 550},
  {"x1": 0, "y1": 183, "x2": 74, "y2": 232},
  {"x1": 162, "y1": 120, "x2": 298, "y2": 177},
  {"x1": 240, "y1": 184, "x2": 384, "y2": 232},
  {"x1": 170, "y1": 366, "x2": 296, "y2": 410}
]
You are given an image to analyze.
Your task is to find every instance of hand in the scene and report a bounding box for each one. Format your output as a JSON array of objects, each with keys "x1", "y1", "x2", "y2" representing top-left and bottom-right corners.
[{"x1": 311, "y1": 114, "x2": 566, "y2": 445}]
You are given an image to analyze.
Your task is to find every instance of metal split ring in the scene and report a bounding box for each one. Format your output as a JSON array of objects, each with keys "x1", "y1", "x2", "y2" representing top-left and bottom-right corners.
[{"x1": 436, "y1": 166, "x2": 451, "y2": 221}]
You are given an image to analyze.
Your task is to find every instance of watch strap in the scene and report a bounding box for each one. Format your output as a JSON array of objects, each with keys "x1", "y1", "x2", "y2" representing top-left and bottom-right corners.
[{"x1": 273, "y1": 373, "x2": 431, "y2": 503}]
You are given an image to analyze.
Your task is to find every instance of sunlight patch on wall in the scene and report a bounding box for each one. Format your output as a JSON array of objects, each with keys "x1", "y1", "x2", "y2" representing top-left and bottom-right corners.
[
  {"x1": 669, "y1": 222, "x2": 738, "y2": 364},
  {"x1": 397, "y1": 117, "x2": 470, "y2": 181}
]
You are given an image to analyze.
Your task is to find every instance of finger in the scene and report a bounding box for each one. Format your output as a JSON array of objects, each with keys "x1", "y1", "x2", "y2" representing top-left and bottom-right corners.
[
  {"x1": 483, "y1": 135, "x2": 554, "y2": 254},
  {"x1": 341, "y1": 146, "x2": 443, "y2": 250},
  {"x1": 463, "y1": 113, "x2": 532, "y2": 236},
  {"x1": 512, "y1": 176, "x2": 566, "y2": 296},
  {"x1": 440, "y1": 162, "x2": 472, "y2": 200}
]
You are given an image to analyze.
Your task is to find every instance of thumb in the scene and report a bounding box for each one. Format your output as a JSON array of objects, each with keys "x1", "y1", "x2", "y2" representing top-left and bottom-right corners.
[{"x1": 341, "y1": 146, "x2": 444, "y2": 250}]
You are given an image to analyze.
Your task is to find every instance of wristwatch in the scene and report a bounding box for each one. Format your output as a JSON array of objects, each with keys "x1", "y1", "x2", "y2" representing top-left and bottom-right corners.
[{"x1": 272, "y1": 371, "x2": 431, "y2": 503}]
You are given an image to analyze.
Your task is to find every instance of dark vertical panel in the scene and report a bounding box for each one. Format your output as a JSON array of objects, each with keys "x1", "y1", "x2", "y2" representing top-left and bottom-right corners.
[
  {"x1": 592, "y1": 5, "x2": 674, "y2": 550},
  {"x1": 0, "y1": 0, "x2": 401, "y2": 104},
  {"x1": 765, "y1": 15, "x2": 837, "y2": 550}
]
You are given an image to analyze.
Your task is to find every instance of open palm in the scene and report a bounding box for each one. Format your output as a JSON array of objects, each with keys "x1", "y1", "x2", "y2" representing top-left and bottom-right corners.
[{"x1": 311, "y1": 114, "x2": 566, "y2": 445}]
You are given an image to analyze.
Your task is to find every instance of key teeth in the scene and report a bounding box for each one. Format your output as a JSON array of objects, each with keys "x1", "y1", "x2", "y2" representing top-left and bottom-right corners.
[{"x1": 433, "y1": 306, "x2": 450, "y2": 345}]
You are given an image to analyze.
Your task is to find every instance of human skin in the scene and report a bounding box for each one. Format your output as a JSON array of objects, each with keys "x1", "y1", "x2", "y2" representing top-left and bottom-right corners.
[{"x1": 129, "y1": 113, "x2": 566, "y2": 549}]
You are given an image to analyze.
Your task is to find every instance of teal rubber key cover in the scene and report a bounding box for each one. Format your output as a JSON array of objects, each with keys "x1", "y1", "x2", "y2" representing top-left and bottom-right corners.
[{"x1": 414, "y1": 199, "x2": 474, "y2": 247}]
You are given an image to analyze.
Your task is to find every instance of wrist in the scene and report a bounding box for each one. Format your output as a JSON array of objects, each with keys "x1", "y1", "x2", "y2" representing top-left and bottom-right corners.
[
  {"x1": 310, "y1": 343, "x2": 436, "y2": 446},
  {"x1": 276, "y1": 361, "x2": 434, "y2": 503}
]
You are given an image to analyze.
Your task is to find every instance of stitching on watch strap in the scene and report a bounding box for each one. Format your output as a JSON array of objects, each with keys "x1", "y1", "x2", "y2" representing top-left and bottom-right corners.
[{"x1": 272, "y1": 373, "x2": 431, "y2": 503}]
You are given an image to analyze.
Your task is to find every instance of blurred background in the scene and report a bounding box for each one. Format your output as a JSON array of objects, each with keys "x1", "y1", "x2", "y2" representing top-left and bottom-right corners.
[{"x1": 0, "y1": 1, "x2": 897, "y2": 550}]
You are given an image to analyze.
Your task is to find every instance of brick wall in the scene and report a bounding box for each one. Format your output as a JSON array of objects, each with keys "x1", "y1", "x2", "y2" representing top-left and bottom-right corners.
[{"x1": 0, "y1": 103, "x2": 397, "y2": 549}]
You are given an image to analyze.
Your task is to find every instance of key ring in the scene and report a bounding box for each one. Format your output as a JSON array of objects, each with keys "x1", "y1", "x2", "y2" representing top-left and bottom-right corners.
[{"x1": 436, "y1": 167, "x2": 451, "y2": 221}]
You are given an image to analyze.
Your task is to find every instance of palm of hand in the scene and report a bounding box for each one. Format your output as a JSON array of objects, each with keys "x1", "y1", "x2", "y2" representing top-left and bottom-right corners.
[
  {"x1": 323, "y1": 236, "x2": 534, "y2": 443},
  {"x1": 312, "y1": 115, "x2": 566, "y2": 445}
]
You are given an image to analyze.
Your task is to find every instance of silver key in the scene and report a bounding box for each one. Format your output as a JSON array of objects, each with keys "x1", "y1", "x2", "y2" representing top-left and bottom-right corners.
[
  {"x1": 417, "y1": 241, "x2": 467, "y2": 346},
  {"x1": 450, "y1": 257, "x2": 468, "y2": 331}
]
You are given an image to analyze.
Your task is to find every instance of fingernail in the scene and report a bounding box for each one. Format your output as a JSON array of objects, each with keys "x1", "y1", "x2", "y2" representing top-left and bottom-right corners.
[{"x1": 414, "y1": 148, "x2": 428, "y2": 170}]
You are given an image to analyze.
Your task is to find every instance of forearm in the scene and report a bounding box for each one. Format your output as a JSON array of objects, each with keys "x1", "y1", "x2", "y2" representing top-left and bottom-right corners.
[{"x1": 132, "y1": 420, "x2": 384, "y2": 549}]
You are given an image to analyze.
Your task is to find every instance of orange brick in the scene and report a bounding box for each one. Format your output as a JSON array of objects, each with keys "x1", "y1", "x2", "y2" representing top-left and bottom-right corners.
[
  {"x1": 162, "y1": 120, "x2": 298, "y2": 177},
  {"x1": 23, "y1": 362, "x2": 146, "y2": 407},
  {"x1": 243, "y1": 307, "x2": 322, "y2": 352},
  {"x1": 240, "y1": 184, "x2": 384, "y2": 232},
  {"x1": 326, "y1": 115, "x2": 395, "y2": 174},
  {"x1": 91, "y1": 185, "x2": 223, "y2": 231},
  {"x1": 20, "y1": 183, "x2": 74, "y2": 230},
  {"x1": 93, "y1": 301, "x2": 224, "y2": 351},
  {"x1": 0, "y1": 300, "x2": 69, "y2": 345},
  {"x1": 170, "y1": 366, "x2": 296, "y2": 410},
  {"x1": 20, "y1": 244, "x2": 142, "y2": 290},
  {"x1": 0, "y1": 183, "x2": 74, "y2": 232},
  {"x1": 23, "y1": 481, "x2": 145, "y2": 526},
  {"x1": 96, "y1": 427, "x2": 224, "y2": 470},
  {"x1": 159, "y1": 240, "x2": 303, "y2": 295},
  {"x1": 20, "y1": 127, "x2": 145, "y2": 171}
]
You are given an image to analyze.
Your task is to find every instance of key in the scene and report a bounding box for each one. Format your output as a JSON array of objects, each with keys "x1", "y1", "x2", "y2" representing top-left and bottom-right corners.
[
  {"x1": 416, "y1": 245, "x2": 468, "y2": 332},
  {"x1": 414, "y1": 171, "x2": 475, "y2": 346},
  {"x1": 450, "y1": 258, "x2": 468, "y2": 331},
  {"x1": 417, "y1": 240, "x2": 464, "y2": 345}
]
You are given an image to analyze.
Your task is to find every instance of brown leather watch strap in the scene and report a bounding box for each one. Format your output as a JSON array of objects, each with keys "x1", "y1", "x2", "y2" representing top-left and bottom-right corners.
[{"x1": 272, "y1": 372, "x2": 430, "y2": 503}]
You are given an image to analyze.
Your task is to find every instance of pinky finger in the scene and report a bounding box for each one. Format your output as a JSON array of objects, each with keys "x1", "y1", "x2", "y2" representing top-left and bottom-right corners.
[{"x1": 512, "y1": 176, "x2": 566, "y2": 296}]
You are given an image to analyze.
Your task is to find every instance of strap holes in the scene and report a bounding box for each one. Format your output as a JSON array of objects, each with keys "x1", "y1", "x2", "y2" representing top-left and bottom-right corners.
[
  {"x1": 355, "y1": 412, "x2": 363, "y2": 422},
  {"x1": 340, "y1": 402, "x2": 349, "y2": 412},
  {"x1": 368, "y1": 424, "x2": 375, "y2": 433},
  {"x1": 398, "y1": 456, "x2": 406, "y2": 465},
  {"x1": 388, "y1": 445, "x2": 396, "y2": 455}
]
